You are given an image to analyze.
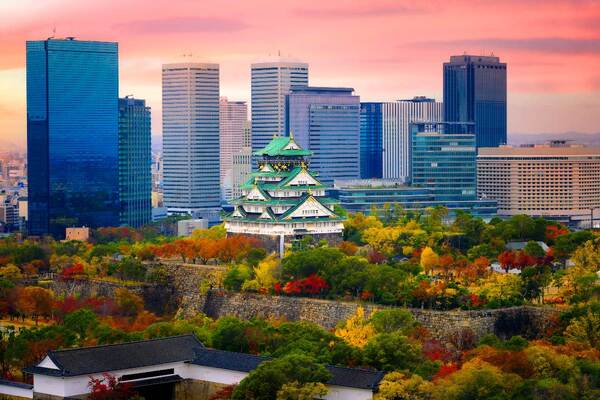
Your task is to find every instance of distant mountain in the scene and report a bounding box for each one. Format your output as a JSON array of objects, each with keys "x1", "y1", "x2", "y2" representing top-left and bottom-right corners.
[{"x1": 509, "y1": 132, "x2": 600, "y2": 146}]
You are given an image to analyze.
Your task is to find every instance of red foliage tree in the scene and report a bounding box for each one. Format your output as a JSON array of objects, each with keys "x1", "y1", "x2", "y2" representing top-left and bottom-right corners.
[
  {"x1": 433, "y1": 363, "x2": 459, "y2": 380},
  {"x1": 88, "y1": 373, "x2": 136, "y2": 400},
  {"x1": 497, "y1": 251, "x2": 516, "y2": 272}
]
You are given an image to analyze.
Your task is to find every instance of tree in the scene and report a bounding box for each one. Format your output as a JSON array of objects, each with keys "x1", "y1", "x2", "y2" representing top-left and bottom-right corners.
[
  {"x1": 114, "y1": 288, "x2": 144, "y2": 316},
  {"x1": 432, "y1": 359, "x2": 520, "y2": 400},
  {"x1": 334, "y1": 306, "x2": 376, "y2": 348},
  {"x1": 375, "y1": 371, "x2": 434, "y2": 400},
  {"x1": 211, "y1": 317, "x2": 251, "y2": 353},
  {"x1": 363, "y1": 332, "x2": 423, "y2": 372},
  {"x1": 253, "y1": 255, "x2": 280, "y2": 290},
  {"x1": 370, "y1": 309, "x2": 416, "y2": 334},
  {"x1": 564, "y1": 311, "x2": 600, "y2": 350},
  {"x1": 63, "y1": 309, "x2": 99, "y2": 342},
  {"x1": 520, "y1": 266, "x2": 551, "y2": 302},
  {"x1": 232, "y1": 354, "x2": 331, "y2": 400},
  {"x1": 15, "y1": 286, "x2": 54, "y2": 322},
  {"x1": 420, "y1": 247, "x2": 439, "y2": 275},
  {"x1": 0, "y1": 264, "x2": 22, "y2": 283},
  {"x1": 223, "y1": 265, "x2": 252, "y2": 291},
  {"x1": 88, "y1": 373, "x2": 139, "y2": 400},
  {"x1": 276, "y1": 381, "x2": 328, "y2": 400},
  {"x1": 524, "y1": 241, "x2": 545, "y2": 258}
]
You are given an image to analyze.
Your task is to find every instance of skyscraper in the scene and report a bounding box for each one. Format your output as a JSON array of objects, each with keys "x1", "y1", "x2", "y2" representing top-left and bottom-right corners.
[
  {"x1": 162, "y1": 63, "x2": 221, "y2": 223},
  {"x1": 443, "y1": 55, "x2": 507, "y2": 147},
  {"x1": 410, "y1": 122, "x2": 477, "y2": 201},
  {"x1": 251, "y1": 60, "x2": 308, "y2": 158},
  {"x1": 359, "y1": 103, "x2": 383, "y2": 179},
  {"x1": 118, "y1": 96, "x2": 151, "y2": 228},
  {"x1": 287, "y1": 87, "x2": 361, "y2": 185},
  {"x1": 26, "y1": 38, "x2": 119, "y2": 238},
  {"x1": 219, "y1": 98, "x2": 248, "y2": 201},
  {"x1": 382, "y1": 97, "x2": 443, "y2": 180},
  {"x1": 231, "y1": 121, "x2": 252, "y2": 200}
]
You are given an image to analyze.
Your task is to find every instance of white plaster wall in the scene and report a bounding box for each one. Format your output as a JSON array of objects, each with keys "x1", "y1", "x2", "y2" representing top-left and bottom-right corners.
[
  {"x1": 34, "y1": 361, "x2": 188, "y2": 398},
  {"x1": 324, "y1": 385, "x2": 373, "y2": 400},
  {"x1": 184, "y1": 364, "x2": 249, "y2": 385},
  {"x1": 0, "y1": 383, "x2": 33, "y2": 399}
]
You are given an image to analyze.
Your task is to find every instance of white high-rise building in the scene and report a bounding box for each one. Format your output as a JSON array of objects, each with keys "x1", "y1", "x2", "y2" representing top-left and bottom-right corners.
[
  {"x1": 251, "y1": 60, "x2": 308, "y2": 157},
  {"x1": 162, "y1": 63, "x2": 221, "y2": 222},
  {"x1": 382, "y1": 97, "x2": 443, "y2": 180},
  {"x1": 219, "y1": 98, "x2": 248, "y2": 201},
  {"x1": 231, "y1": 121, "x2": 253, "y2": 200}
]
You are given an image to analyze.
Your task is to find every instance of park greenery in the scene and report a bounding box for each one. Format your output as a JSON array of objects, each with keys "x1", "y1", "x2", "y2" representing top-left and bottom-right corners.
[{"x1": 0, "y1": 206, "x2": 598, "y2": 398}]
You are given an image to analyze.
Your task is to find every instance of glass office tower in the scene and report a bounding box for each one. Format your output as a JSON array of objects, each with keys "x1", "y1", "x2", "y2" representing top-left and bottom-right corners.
[
  {"x1": 410, "y1": 122, "x2": 477, "y2": 201},
  {"x1": 443, "y1": 55, "x2": 507, "y2": 147},
  {"x1": 251, "y1": 60, "x2": 308, "y2": 162},
  {"x1": 162, "y1": 63, "x2": 221, "y2": 223},
  {"x1": 359, "y1": 103, "x2": 383, "y2": 179},
  {"x1": 27, "y1": 39, "x2": 119, "y2": 238},
  {"x1": 286, "y1": 87, "x2": 360, "y2": 185},
  {"x1": 118, "y1": 96, "x2": 152, "y2": 228}
]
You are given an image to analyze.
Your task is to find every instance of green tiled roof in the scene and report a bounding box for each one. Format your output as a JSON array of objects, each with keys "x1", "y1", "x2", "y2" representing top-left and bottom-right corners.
[
  {"x1": 253, "y1": 136, "x2": 312, "y2": 157},
  {"x1": 230, "y1": 197, "x2": 338, "y2": 206}
]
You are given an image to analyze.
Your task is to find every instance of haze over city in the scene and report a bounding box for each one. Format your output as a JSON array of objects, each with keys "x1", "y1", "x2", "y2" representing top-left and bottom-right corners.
[{"x1": 2, "y1": 0, "x2": 600, "y2": 151}]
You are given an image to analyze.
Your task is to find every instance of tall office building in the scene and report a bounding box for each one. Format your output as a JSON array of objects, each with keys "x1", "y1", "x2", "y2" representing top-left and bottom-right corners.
[
  {"x1": 231, "y1": 121, "x2": 252, "y2": 200},
  {"x1": 443, "y1": 55, "x2": 507, "y2": 147},
  {"x1": 287, "y1": 87, "x2": 360, "y2": 185},
  {"x1": 118, "y1": 96, "x2": 152, "y2": 228},
  {"x1": 219, "y1": 98, "x2": 248, "y2": 201},
  {"x1": 382, "y1": 97, "x2": 443, "y2": 180},
  {"x1": 162, "y1": 63, "x2": 221, "y2": 223},
  {"x1": 410, "y1": 122, "x2": 477, "y2": 201},
  {"x1": 359, "y1": 103, "x2": 383, "y2": 179},
  {"x1": 26, "y1": 38, "x2": 119, "y2": 238},
  {"x1": 251, "y1": 60, "x2": 308, "y2": 158}
]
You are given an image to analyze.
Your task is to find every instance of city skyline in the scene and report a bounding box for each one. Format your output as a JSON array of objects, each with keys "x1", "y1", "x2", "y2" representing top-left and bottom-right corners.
[{"x1": 2, "y1": 0, "x2": 600, "y2": 150}]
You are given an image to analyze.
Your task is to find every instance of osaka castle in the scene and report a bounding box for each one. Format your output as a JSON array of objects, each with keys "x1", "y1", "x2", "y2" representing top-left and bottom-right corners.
[{"x1": 224, "y1": 134, "x2": 345, "y2": 252}]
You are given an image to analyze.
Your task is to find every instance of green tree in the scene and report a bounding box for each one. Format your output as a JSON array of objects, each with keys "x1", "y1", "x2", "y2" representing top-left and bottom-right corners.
[
  {"x1": 63, "y1": 309, "x2": 99, "y2": 343},
  {"x1": 211, "y1": 317, "x2": 250, "y2": 353},
  {"x1": 363, "y1": 332, "x2": 423, "y2": 372},
  {"x1": 370, "y1": 309, "x2": 416, "y2": 334},
  {"x1": 524, "y1": 241, "x2": 545, "y2": 258},
  {"x1": 232, "y1": 354, "x2": 331, "y2": 400},
  {"x1": 276, "y1": 381, "x2": 328, "y2": 400}
]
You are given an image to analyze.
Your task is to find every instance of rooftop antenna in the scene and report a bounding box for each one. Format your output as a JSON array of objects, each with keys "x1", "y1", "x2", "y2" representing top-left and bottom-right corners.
[{"x1": 48, "y1": 25, "x2": 56, "y2": 40}]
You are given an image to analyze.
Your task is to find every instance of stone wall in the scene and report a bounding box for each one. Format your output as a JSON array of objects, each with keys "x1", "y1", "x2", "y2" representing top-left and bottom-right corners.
[{"x1": 202, "y1": 290, "x2": 560, "y2": 340}]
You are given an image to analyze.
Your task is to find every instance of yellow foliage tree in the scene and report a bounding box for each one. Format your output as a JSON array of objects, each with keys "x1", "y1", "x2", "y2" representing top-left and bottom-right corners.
[
  {"x1": 334, "y1": 306, "x2": 376, "y2": 348},
  {"x1": 420, "y1": 247, "x2": 439, "y2": 275},
  {"x1": 345, "y1": 212, "x2": 383, "y2": 233},
  {"x1": 375, "y1": 372, "x2": 433, "y2": 400},
  {"x1": 472, "y1": 273, "x2": 521, "y2": 303},
  {"x1": 276, "y1": 381, "x2": 328, "y2": 400},
  {"x1": 254, "y1": 255, "x2": 281, "y2": 290}
]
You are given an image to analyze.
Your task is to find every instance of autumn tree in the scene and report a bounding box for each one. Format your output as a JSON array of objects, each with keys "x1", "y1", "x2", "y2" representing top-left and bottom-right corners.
[
  {"x1": 15, "y1": 287, "x2": 54, "y2": 323},
  {"x1": 114, "y1": 288, "x2": 144, "y2": 317},
  {"x1": 276, "y1": 381, "x2": 328, "y2": 400},
  {"x1": 420, "y1": 247, "x2": 439, "y2": 276},
  {"x1": 335, "y1": 306, "x2": 376, "y2": 348},
  {"x1": 375, "y1": 371, "x2": 433, "y2": 400}
]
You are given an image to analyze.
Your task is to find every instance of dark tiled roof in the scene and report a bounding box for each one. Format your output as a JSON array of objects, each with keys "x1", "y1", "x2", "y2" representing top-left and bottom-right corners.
[
  {"x1": 26, "y1": 335, "x2": 203, "y2": 377},
  {"x1": 0, "y1": 379, "x2": 33, "y2": 390},
  {"x1": 191, "y1": 348, "x2": 267, "y2": 372},
  {"x1": 191, "y1": 348, "x2": 383, "y2": 390},
  {"x1": 326, "y1": 365, "x2": 384, "y2": 390}
]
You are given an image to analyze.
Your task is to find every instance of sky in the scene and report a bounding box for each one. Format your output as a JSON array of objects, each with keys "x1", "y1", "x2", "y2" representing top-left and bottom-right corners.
[{"x1": 1, "y1": 0, "x2": 600, "y2": 150}]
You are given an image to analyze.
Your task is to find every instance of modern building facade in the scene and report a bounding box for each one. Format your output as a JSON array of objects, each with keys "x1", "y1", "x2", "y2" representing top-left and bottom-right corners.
[
  {"x1": 118, "y1": 96, "x2": 152, "y2": 227},
  {"x1": 381, "y1": 97, "x2": 443, "y2": 180},
  {"x1": 286, "y1": 87, "x2": 361, "y2": 185},
  {"x1": 410, "y1": 122, "x2": 477, "y2": 202},
  {"x1": 162, "y1": 63, "x2": 221, "y2": 223},
  {"x1": 231, "y1": 121, "x2": 253, "y2": 200},
  {"x1": 443, "y1": 55, "x2": 507, "y2": 147},
  {"x1": 477, "y1": 142, "x2": 600, "y2": 227},
  {"x1": 219, "y1": 98, "x2": 248, "y2": 201},
  {"x1": 225, "y1": 135, "x2": 345, "y2": 255},
  {"x1": 359, "y1": 103, "x2": 383, "y2": 179},
  {"x1": 26, "y1": 38, "x2": 119, "y2": 238},
  {"x1": 331, "y1": 179, "x2": 497, "y2": 220},
  {"x1": 251, "y1": 60, "x2": 308, "y2": 159}
]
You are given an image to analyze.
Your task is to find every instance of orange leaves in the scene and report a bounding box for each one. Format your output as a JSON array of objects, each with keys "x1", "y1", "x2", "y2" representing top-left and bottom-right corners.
[
  {"x1": 14, "y1": 286, "x2": 54, "y2": 320},
  {"x1": 150, "y1": 235, "x2": 263, "y2": 264}
]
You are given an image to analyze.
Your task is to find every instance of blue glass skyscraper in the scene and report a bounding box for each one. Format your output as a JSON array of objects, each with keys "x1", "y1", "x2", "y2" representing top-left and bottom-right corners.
[
  {"x1": 286, "y1": 87, "x2": 360, "y2": 185},
  {"x1": 119, "y1": 96, "x2": 151, "y2": 228},
  {"x1": 359, "y1": 103, "x2": 383, "y2": 179},
  {"x1": 410, "y1": 122, "x2": 477, "y2": 202},
  {"x1": 27, "y1": 39, "x2": 119, "y2": 237},
  {"x1": 443, "y1": 55, "x2": 507, "y2": 147}
]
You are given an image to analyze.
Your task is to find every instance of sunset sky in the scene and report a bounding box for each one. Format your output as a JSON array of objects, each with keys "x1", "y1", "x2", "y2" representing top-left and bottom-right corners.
[{"x1": 1, "y1": 0, "x2": 600, "y2": 149}]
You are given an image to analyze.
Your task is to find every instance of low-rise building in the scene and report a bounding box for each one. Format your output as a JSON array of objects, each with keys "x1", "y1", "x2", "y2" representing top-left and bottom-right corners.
[
  {"x1": 18, "y1": 335, "x2": 382, "y2": 400},
  {"x1": 477, "y1": 141, "x2": 600, "y2": 227},
  {"x1": 65, "y1": 227, "x2": 90, "y2": 242},
  {"x1": 177, "y1": 219, "x2": 209, "y2": 237}
]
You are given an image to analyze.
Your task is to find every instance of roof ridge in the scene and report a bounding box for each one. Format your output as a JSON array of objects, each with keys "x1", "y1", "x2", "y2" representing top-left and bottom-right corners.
[{"x1": 49, "y1": 334, "x2": 201, "y2": 355}]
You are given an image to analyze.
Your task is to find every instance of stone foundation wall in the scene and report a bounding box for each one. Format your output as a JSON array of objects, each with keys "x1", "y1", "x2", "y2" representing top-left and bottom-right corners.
[{"x1": 202, "y1": 291, "x2": 560, "y2": 340}]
